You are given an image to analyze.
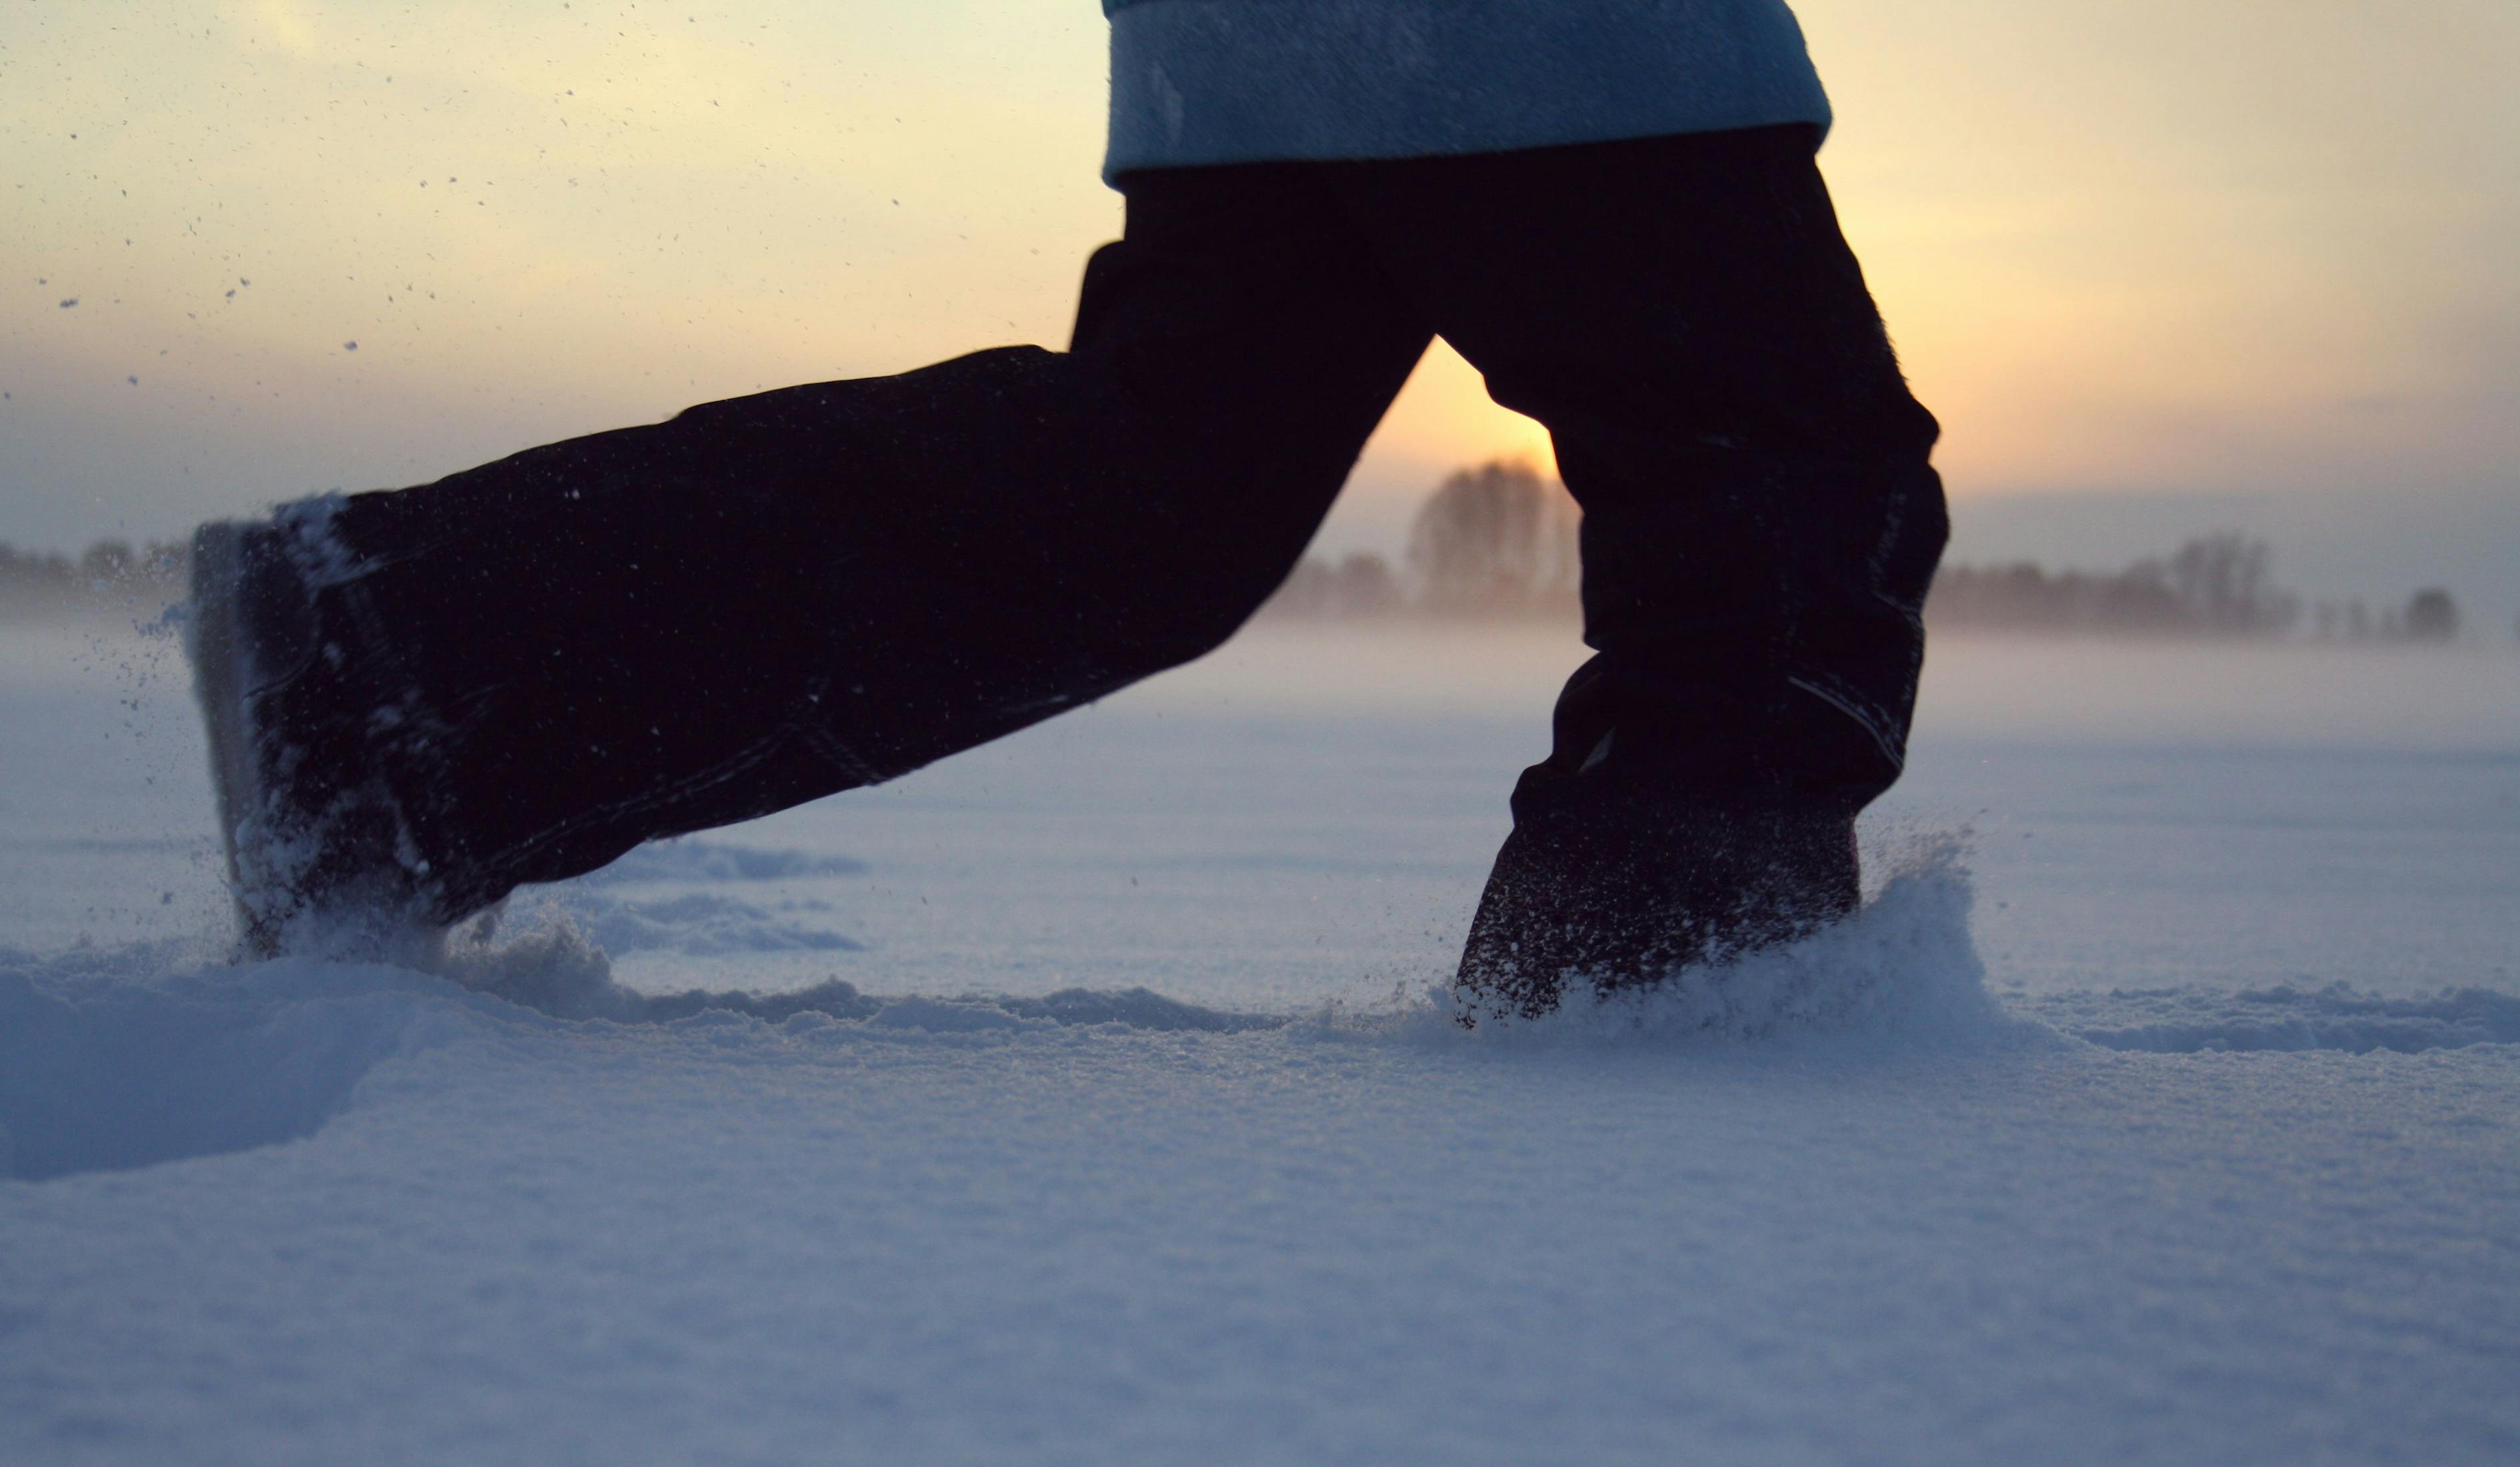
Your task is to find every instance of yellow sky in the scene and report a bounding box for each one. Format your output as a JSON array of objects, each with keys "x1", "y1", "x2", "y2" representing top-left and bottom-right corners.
[{"x1": 2, "y1": 0, "x2": 2513, "y2": 551}]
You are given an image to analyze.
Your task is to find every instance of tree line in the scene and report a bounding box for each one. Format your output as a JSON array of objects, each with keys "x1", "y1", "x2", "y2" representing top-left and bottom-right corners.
[
  {"x1": 1261, "y1": 461, "x2": 2482, "y2": 643},
  {"x1": 1266, "y1": 460, "x2": 1581, "y2": 621},
  {"x1": 0, "y1": 467, "x2": 2488, "y2": 645},
  {"x1": 1918, "y1": 537, "x2": 2462, "y2": 642},
  {"x1": 0, "y1": 539, "x2": 189, "y2": 621}
]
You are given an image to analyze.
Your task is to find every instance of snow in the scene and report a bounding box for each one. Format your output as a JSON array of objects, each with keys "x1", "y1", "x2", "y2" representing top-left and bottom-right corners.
[{"x1": 3, "y1": 621, "x2": 2517, "y2": 1464}]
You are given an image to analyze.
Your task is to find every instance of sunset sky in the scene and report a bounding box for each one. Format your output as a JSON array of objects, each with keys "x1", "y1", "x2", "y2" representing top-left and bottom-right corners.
[{"x1": 3, "y1": 0, "x2": 2514, "y2": 565}]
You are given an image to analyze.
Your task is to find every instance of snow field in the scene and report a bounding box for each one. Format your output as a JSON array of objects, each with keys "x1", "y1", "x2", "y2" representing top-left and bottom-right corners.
[{"x1": 2, "y1": 623, "x2": 2517, "y2": 1463}]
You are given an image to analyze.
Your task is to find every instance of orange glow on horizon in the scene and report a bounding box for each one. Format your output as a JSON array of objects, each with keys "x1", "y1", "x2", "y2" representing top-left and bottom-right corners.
[
  {"x1": 1361, "y1": 342, "x2": 1561, "y2": 495},
  {"x1": 2, "y1": 0, "x2": 2511, "y2": 553}
]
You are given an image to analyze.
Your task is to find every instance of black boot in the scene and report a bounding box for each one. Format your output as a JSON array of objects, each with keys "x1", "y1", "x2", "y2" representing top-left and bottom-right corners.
[
  {"x1": 188, "y1": 503, "x2": 449, "y2": 960},
  {"x1": 1453, "y1": 794, "x2": 1859, "y2": 1025},
  {"x1": 1451, "y1": 673, "x2": 1873, "y2": 1025}
]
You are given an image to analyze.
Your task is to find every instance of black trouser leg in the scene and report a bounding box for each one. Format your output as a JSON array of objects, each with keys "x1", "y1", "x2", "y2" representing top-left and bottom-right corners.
[
  {"x1": 279, "y1": 125, "x2": 1937, "y2": 980},
  {"x1": 319, "y1": 167, "x2": 1429, "y2": 919},
  {"x1": 1332, "y1": 126, "x2": 1947, "y2": 814},
  {"x1": 1317, "y1": 128, "x2": 1947, "y2": 1013}
]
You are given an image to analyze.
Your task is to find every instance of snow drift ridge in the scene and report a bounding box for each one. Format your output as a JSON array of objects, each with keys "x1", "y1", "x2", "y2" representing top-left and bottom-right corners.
[{"x1": 2064, "y1": 984, "x2": 2520, "y2": 1054}]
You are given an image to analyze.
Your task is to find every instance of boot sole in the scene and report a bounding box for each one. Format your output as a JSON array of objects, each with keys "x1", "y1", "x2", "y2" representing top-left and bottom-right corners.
[{"x1": 186, "y1": 521, "x2": 283, "y2": 958}]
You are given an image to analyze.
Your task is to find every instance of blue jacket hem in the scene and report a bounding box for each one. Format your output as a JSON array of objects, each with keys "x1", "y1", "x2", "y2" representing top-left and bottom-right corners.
[{"x1": 1104, "y1": 0, "x2": 1831, "y2": 180}]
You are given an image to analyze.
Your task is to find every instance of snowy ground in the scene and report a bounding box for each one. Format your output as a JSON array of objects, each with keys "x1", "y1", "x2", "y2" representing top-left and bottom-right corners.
[{"x1": 3, "y1": 621, "x2": 2517, "y2": 1464}]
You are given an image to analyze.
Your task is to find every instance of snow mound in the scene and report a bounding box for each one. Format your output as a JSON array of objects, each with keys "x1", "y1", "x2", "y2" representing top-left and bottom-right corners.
[
  {"x1": 435, "y1": 908, "x2": 1276, "y2": 1031},
  {"x1": 0, "y1": 950, "x2": 463, "y2": 1181},
  {"x1": 575, "y1": 838, "x2": 868, "y2": 885},
  {"x1": 995, "y1": 987, "x2": 1284, "y2": 1032},
  {"x1": 2055, "y1": 984, "x2": 2520, "y2": 1054},
  {"x1": 0, "y1": 917, "x2": 1286, "y2": 1182},
  {"x1": 432, "y1": 914, "x2": 844, "y2": 1022},
  {"x1": 564, "y1": 890, "x2": 863, "y2": 956},
  {"x1": 1352, "y1": 834, "x2": 2049, "y2": 1050},
  {"x1": 471, "y1": 839, "x2": 874, "y2": 957}
]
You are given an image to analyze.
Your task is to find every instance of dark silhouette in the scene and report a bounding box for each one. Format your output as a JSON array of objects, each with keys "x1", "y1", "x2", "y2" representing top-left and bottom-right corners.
[{"x1": 184, "y1": 0, "x2": 1970, "y2": 1030}]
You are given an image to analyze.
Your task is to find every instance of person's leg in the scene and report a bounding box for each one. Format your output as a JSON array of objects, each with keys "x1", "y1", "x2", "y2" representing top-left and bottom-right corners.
[
  {"x1": 196, "y1": 164, "x2": 1431, "y2": 951},
  {"x1": 1328, "y1": 126, "x2": 1947, "y2": 1020}
]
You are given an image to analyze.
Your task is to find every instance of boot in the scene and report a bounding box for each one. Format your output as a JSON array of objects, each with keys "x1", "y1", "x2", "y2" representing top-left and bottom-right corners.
[
  {"x1": 1452, "y1": 784, "x2": 1859, "y2": 1025},
  {"x1": 188, "y1": 502, "x2": 447, "y2": 960}
]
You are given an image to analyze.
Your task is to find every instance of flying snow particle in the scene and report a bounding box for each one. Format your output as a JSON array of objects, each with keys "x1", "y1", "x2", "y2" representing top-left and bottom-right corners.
[
  {"x1": 343, "y1": 341, "x2": 359, "y2": 352},
  {"x1": 127, "y1": 377, "x2": 138, "y2": 386},
  {"x1": 59, "y1": 299, "x2": 78, "y2": 309}
]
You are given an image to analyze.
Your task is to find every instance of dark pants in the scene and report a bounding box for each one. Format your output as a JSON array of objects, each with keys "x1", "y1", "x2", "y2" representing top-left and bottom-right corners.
[{"x1": 317, "y1": 125, "x2": 1945, "y2": 922}]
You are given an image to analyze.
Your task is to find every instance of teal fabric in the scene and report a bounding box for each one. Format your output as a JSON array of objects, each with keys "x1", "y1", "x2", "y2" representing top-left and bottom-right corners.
[{"x1": 1101, "y1": 0, "x2": 1831, "y2": 178}]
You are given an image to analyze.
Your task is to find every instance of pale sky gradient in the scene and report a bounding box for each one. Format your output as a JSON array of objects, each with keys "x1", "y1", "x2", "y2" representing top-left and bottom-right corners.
[{"x1": 3, "y1": 0, "x2": 2515, "y2": 558}]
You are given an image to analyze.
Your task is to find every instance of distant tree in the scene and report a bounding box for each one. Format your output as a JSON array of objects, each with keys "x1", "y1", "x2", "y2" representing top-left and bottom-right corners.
[
  {"x1": 1263, "y1": 558, "x2": 1335, "y2": 619},
  {"x1": 141, "y1": 539, "x2": 188, "y2": 587},
  {"x1": 1, "y1": 544, "x2": 73, "y2": 587},
  {"x1": 1260, "y1": 552, "x2": 1403, "y2": 621},
  {"x1": 80, "y1": 539, "x2": 138, "y2": 591},
  {"x1": 1325, "y1": 553, "x2": 1401, "y2": 617},
  {"x1": 1405, "y1": 460, "x2": 1579, "y2": 617},
  {"x1": 0, "y1": 537, "x2": 188, "y2": 621},
  {"x1": 1, "y1": 542, "x2": 78, "y2": 619},
  {"x1": 2401, "y1": 588, "x2": 2459, "y2": 643},
  {"x1": 2163, "y1": 533, "x2": 2297, "y2": 635},
  {"x1": 2091, "y1": 558, "x2": 2187, "y2": 633}
]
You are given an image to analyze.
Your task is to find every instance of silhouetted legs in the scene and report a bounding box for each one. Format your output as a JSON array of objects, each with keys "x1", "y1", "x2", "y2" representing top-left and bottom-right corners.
[
  {"x1": 1333, "y1": 128, "x2": 1945, "y2": 813},
  {"x1": 1315, "y1": 130, "x2": 1946, "y2": 1016},
  {"x1": 306, "y1": 165, "x2": 1429, "y2": 918},
  {"x1": 207, "y1": 127, "x2": 1943, "y2": 1000}
]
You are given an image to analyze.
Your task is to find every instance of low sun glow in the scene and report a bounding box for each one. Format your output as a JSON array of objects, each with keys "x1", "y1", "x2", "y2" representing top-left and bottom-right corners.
[{"x1": 1, "y1": 0, "x2": 2510, "y2": 554}]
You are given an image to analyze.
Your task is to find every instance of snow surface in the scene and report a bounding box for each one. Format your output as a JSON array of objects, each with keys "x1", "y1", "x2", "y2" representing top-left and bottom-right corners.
[{"x1": 3, "y1": 622, "x2": 2517, "y2": 1464}]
